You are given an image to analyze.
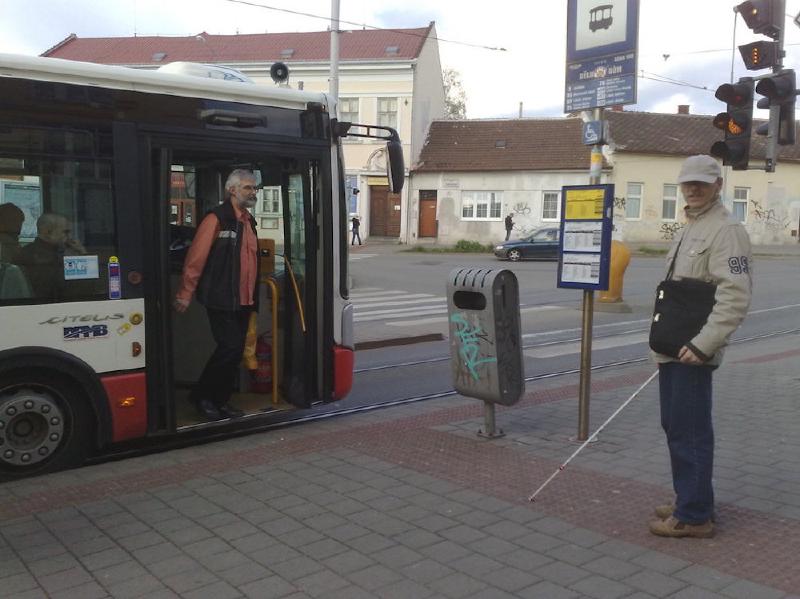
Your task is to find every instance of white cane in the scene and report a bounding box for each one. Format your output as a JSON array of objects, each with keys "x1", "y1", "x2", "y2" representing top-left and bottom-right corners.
[{"x1": 528, "y1": 369, "x2": 659, "y2": 503}]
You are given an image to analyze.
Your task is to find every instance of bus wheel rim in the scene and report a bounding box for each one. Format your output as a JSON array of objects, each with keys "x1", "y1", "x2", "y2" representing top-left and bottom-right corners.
[{"x1": 0, "y1": 390, "x2": 66, "y2": 467}]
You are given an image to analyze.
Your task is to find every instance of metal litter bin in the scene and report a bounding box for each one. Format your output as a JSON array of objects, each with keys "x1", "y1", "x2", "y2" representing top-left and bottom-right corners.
[{"x1": 446, "y1": 267, "x2": 524, "y2": 435}]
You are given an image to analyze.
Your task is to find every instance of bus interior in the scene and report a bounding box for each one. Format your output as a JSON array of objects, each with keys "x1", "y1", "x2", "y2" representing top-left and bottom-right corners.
[{"x1": 164, "y1": 149, "x2": 322, "y2": 429}]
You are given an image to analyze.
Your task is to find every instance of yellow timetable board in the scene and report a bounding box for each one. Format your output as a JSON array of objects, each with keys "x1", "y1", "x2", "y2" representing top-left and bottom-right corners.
[{"x1": 564, "y1": 188, "x2": 605, "y2": 220}]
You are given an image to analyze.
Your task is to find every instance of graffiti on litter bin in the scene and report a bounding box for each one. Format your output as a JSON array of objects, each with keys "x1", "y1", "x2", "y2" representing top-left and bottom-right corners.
[{"x1": 450, "y1": 312, "x2": 497, "y2": 381}]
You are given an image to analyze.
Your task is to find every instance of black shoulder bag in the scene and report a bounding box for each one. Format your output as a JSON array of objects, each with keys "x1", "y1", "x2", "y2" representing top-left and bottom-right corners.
[{"x1": 648, "y1": 237, "x2": 717, "y2": 359}]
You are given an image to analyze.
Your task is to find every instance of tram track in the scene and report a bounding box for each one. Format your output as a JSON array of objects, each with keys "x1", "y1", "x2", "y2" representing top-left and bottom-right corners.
[{"x1": 87, "y1": 326, "x2": 799, "y2": 467}]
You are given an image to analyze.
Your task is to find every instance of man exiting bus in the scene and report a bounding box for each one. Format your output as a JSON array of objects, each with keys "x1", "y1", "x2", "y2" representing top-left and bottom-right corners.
[{"x1": 174, "y1": 169, "x2": 259, "y2": 421}]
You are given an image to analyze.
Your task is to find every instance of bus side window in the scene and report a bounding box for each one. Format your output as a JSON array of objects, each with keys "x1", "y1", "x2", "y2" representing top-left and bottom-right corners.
[{"x1": 0, "y1": 126, "x2": 117, "y2": 305}]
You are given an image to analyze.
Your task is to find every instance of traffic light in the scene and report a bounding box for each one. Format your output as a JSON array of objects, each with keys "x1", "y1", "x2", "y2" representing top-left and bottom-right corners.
[
  {"x1": 737, "y1": 0, "x2": 783, "y2": 39},
  {"x1": 739, "y1": 40, "x2": 779, "y2": 70},
  {"x1": 755, "y1": 69, "x2": 796, "y2": 145},
  {"x1": 710, "y1": 79, "x2": 754, "y2": 170}
]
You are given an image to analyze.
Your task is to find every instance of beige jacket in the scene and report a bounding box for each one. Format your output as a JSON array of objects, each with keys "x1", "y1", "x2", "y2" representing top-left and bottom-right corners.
[{"x1": 651, "y1": 199, "x2": 752, "y2": 366}]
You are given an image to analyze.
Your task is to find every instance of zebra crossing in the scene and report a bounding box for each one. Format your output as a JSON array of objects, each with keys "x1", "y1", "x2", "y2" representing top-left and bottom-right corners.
[
  {"x1": 350, "y1": 287, "x2": 564, "y2": 326},
  {"x1": 350, "y1": 287, "x2": 447, "y2": 325}
]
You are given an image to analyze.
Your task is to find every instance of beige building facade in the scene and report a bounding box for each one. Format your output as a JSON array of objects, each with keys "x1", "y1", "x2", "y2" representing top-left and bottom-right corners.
[
  {"x1": 611, "y1": 152, "x2": 800, "y2": 245},
  {"x1": 411, "y1": 112, "x2": 800, "y2": 247}
]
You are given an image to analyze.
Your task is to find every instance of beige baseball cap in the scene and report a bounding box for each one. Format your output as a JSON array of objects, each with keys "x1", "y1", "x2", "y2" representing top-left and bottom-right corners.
[{"x1": 677, "y1": 155, "x2": 722, "y2": 184}]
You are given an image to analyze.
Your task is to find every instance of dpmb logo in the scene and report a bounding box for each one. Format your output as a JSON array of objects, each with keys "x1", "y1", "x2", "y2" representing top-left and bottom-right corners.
[{"x1": 63, "y1": 324, "x2": 109, "y2": 340}]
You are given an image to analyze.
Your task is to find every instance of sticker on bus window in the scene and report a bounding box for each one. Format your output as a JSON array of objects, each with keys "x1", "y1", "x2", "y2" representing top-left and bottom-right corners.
[
  {"x1": 63, "y1": 255, "x2": 99, "y2": 280},
  {"x1": 108, "y1": 256, "x2": 122, "y2": 300}
]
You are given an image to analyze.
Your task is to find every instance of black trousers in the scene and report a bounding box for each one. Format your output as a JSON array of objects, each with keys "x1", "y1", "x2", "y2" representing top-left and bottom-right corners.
[{"x1": 191, "y1": 308, "x2": 251, "y2": 407}]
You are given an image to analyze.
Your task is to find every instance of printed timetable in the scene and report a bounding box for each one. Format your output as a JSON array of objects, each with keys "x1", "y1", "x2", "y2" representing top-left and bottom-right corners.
[{"x1": 557, "y1": 184, "x2": 614, "y2": 291}]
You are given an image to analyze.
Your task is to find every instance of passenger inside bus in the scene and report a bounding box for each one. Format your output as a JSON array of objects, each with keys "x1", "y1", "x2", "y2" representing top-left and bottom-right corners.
[
  {"x1": 0, "y1": 202, "x2": 24, "y2": 263},
  {"x1": 14, "y1": 212, "x2": 87, "y2": 299},
  {"x1": 0, "y1": 202, "x2": 31, "y2": 300}
]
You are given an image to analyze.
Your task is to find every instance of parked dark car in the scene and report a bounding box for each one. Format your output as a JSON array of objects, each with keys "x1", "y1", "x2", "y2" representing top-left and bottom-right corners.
[{"x1": 494, "y1": 227, "x2": 560, "y2": 261}]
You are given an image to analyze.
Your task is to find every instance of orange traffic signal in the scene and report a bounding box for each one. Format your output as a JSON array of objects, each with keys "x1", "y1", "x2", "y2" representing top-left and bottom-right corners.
[{"x1": 710, "y1": 78, "x2": 754, "y2": 170}]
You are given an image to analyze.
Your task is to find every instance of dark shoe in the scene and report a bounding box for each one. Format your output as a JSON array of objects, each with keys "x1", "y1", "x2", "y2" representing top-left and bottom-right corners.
[
  {"x1": 218, "y1": 404, "x2": 245, "y2": 419},
  {"x1": 649, "y1": 516, "x2": 714, "y2": 538},
  {"x1": 195, "y1": 399, "x2": 222, "y2": 421}
]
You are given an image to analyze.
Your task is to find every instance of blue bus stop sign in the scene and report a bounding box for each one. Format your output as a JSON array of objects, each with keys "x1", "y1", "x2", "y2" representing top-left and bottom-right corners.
[{"x1": 565, "y1": 0, "x2": 640, "y2": 112}]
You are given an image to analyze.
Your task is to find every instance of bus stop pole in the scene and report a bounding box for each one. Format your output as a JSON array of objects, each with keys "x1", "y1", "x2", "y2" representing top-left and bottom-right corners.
[
  {"x1": 329, "y1": 0, "x2": 340, "y2": 101},
  {"x1": 577, "y1": 106, "x2": 603, "y2": 441}
]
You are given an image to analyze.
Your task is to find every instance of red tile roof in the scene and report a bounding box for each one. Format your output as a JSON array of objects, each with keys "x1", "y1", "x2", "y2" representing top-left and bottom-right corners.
[
  {"x1": 414, "y1": 119, "x2": 590, "y2": 173},
  {"x1": 42, "y1": 26, "x2": 433, "y2": 65},
  {"x1": 413, "y1": 111, "x2": 800, "y2": 173}
]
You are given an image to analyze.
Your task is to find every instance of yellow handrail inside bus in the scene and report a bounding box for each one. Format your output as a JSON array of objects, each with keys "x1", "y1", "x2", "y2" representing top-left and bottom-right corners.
[
  {"x1": 266, "y1": 277, "x2": 280, "y2": 404},
  {"x1": 282, "y1": 256, "x2": 307, "y2": 333}
]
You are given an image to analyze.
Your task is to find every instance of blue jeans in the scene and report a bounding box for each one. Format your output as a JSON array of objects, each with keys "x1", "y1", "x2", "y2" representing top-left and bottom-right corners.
[{"x1": 659, "y1": 362, "x2": 715, "y2": 524}]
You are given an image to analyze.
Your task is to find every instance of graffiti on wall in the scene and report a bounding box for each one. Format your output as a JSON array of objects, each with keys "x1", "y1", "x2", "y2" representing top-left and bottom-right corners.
[
  {"x1": 750, "y1": 199, "x2": 790, "y2": 230},
  {"x1": 511, "y1": 202, "x2": 532, "y2": 217},
  {"x1": 659, "y1": 222, "x2": 683, "y2": 240}
]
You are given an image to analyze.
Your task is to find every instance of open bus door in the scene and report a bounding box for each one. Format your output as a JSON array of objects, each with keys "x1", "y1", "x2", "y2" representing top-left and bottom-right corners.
[{"x1": 145, "y1": 141, "x2": 323, "y2": 431}]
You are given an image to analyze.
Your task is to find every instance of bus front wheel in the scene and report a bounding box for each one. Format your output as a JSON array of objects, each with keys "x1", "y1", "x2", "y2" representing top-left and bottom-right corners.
[{"x1": 0, "y1": 371, "x2": 90, "y2": 480}]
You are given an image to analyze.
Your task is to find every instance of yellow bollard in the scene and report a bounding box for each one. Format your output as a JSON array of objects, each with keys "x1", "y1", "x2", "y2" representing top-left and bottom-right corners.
[{"x1": 597, "y1": 240, "x2": 632, "y2": 312}]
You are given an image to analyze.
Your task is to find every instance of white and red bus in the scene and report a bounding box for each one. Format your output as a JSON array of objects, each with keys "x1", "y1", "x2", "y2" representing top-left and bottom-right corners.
[{"x1": 0, "y1": 53, "x2": 403, "y2": 480}]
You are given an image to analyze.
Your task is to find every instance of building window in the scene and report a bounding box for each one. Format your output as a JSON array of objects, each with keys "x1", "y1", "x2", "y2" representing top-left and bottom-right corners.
[
  {"x1": 257, "y1": 186, "x2": 281, "y2": 215},
  {"x1": 339, "y1": 98, "x2": 359, "y2": 124},
  {"x1": 626, "y1": 182, "x2": 643, "y2": 219},
  {"x1": 542, "y1": 191, "x2": 560, "y2": 220},
  {"x1": 461, "y1": 191, "x2": 502, "y2": 221},
  {"x1": 662, "y1": 184, "x2": 678, "y2": 220},
  {"x1": 345, "y1": 175, "x2": 359, "y2": 214},
  {"x1": 377, "y1": 98, "x2": 398, "y2": 129},
  {"x1": 733, "y1": 187, "x2": 749, "y2": 223}
]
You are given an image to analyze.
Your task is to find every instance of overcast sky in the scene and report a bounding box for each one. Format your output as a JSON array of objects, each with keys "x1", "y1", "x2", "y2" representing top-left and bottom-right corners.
[{"x1": 2, "y1": 0, "x2": 800, "y2": 119}]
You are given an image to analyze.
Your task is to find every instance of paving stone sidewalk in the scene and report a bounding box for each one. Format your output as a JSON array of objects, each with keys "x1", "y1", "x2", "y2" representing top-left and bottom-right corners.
[{"x1": 1, "y1": 333, "x2": 799, "y2": 599}]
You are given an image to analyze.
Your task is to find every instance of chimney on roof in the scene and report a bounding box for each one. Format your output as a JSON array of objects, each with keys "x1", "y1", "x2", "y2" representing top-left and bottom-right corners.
[
  {"x1": 611, "y1": 105, "x2": 624, "y2": 112},
  {"x1": 677, "y1": 104, "x2": 690, "y2": 114}
]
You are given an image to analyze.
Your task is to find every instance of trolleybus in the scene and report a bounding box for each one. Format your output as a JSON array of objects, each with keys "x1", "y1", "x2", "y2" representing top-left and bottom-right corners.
[{"x1": 0, "y1": 53, "x2": 403, "y2": 480}]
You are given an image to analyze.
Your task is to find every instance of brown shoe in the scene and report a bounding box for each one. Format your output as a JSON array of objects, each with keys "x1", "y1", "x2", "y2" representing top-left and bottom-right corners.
[
  {"x1": 654, "y1": 504, "x2": 715, "y2": 522},
  {"x1": 649, "y1": 516, "x2": 714, "y2": 538},
  {"x1": 654, "y1": 504, "x2": 675, "y2": 519}
]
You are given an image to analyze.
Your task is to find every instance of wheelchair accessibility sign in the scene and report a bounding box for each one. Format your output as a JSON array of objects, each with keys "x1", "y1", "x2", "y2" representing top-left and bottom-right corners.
[{"x1": 582, "y1": 120, "x2": 606, "y2": 145}]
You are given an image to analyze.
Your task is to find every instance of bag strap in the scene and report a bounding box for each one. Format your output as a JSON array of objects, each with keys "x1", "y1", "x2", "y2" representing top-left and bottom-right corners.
[{"x1": 665, "y1": 230, "x2": 686, "y2": 281}]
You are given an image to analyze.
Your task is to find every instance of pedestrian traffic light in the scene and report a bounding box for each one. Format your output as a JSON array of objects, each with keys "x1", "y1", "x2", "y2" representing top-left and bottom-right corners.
[
  {"x1": 737, "y1": 0, "x2": 783, "y2": 39},
  {"x1": 710, "y1": 79, "x2": 754, "y2": 170},
  {"x1": 739, "y1": 40, "x2": 780, "y2": 70},
  {"x1": 755, "y1": 69, "x2": 796, "y2": 145}
]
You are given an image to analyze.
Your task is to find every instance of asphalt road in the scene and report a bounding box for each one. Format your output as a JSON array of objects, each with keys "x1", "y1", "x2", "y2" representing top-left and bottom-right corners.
[{"x1": 337, "y1": 246, "x2": 800, "y2": 413}]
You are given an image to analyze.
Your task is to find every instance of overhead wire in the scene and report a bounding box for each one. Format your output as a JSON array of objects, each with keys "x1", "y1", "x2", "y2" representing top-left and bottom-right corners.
[{"x1": 221, "y1": 0, "x2": 507, "y2": 52}]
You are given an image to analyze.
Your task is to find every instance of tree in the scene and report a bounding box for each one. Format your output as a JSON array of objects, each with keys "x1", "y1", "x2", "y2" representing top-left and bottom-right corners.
[{"x1": 443, "y1": 67, "x2": 467, "y2": 120}]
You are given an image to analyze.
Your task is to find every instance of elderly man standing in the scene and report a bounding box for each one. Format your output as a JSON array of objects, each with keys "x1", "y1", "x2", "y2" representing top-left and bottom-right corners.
[
  {"x1": 174, "y1": 169, "x2": 259, "y2": 421},
  {"x1": 649, "y1": 155, "x2": 752, "y2": 538}
]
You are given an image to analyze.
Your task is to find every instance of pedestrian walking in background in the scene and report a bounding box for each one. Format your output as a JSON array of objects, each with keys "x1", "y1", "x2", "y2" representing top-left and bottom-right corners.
[
  {"x1": 351, "y1": 214, "x2": 362, "y2": 245},
  {"x1": 649, "y1": 155, "x2": 752, "y2": 539},
  {"x1": 504, "y1": 213, "x2": 514, "y2": 240}
]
